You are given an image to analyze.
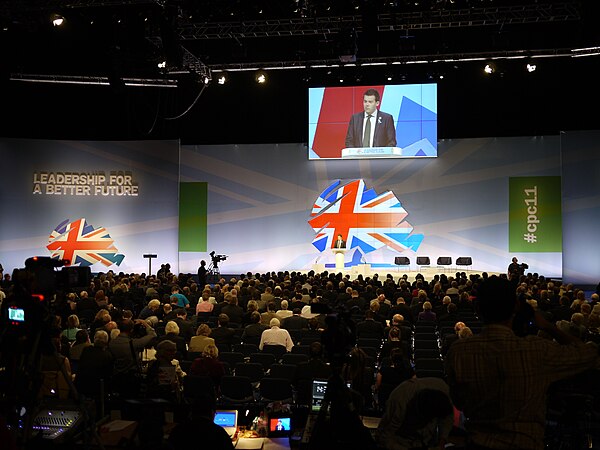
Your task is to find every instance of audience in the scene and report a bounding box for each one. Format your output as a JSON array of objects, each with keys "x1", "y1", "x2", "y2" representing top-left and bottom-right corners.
[{"x1": 2, "y1": 267, "x2": 598, "y2": 449}]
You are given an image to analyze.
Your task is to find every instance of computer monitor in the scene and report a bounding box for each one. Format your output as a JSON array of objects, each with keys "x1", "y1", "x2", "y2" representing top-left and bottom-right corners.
[
  {"x1": 311, "y1": 379, "x2": 328, "y2": 412},
  {"x1": 214, "y1": 410, "x2": 238, "y2": 438},
  {"x1": 311, "y1": 379, "x2": 353, "y2": 412}
]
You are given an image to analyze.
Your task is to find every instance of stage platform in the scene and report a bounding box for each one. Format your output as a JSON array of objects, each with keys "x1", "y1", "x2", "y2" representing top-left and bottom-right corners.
[{"x1": 217, "y1": 266, "x2": 502, "y2": 284}]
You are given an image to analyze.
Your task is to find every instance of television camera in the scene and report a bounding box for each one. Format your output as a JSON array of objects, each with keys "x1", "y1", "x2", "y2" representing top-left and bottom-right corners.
[
  {"x1": 1, "y1": 257, "x2": 93, "y2": 446},
  {"x1": 3, "y1": 257, "x2": 91, "y2": 335},
  {"x1": 209, "y1": 251, "x2": 227, "y2": 267}
]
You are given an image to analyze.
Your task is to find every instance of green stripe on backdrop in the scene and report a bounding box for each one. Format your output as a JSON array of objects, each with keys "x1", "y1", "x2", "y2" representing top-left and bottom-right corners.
[
  {"x1": 179, "y1": 182, "x2": 207, "y2": 252},
  {"x1": 509, "y1": 176, "x2": 562, "y2": 252}
]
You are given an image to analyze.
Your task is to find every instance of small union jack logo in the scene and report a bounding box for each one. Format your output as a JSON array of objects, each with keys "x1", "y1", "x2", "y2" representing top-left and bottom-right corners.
[
  {"x1": 308, "y1": 179, "x2": 423, "y2": 256},
  {"x1": 47, "y1": 218, "x2": 125, "y2": 267}
]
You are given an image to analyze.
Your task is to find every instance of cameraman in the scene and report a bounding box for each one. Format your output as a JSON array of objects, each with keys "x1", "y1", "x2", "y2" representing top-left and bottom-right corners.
[
  {"x1": 507, "y1": 257, "x2": 527, "y2": 279},
  {"x1": 108, "y1": 318, "x2": 156, "y2": 397}
]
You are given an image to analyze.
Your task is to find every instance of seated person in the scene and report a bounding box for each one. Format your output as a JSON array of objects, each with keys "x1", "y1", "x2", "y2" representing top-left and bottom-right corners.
[
  {"x1": 189, "y1": 324, "x2": 215, "y2": 354},
  {"x1": 241, "y1": 311, "x2": 267, "y2": 346},
  {"x1": 145, "y1": 340, "x2": 186, "y2": 403},
  {"x1": 259, "y1": 318, "x2": 294, "y2": 352},
  {"x1": 189, "y1": 344, "x2": 226, "y2": 390}
]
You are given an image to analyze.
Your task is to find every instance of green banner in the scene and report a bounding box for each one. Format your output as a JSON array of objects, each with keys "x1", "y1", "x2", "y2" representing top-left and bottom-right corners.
[
  {"x1": 509, "y1": 176, "x2": 562, "y2": 252},
  {"x1": 179, "y1": 182, "x2": 208, "y2": 252}
]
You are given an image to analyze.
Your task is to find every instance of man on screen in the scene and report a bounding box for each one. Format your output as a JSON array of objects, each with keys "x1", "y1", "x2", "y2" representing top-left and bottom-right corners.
[{"x1": 345, "y1": 88, "x2": 396, "y2": 148}]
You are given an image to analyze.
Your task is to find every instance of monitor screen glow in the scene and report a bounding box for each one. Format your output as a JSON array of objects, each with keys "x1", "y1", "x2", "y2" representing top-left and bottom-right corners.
[{"x1": 308, "y1": 84, "x2": 437, "y2": 160}]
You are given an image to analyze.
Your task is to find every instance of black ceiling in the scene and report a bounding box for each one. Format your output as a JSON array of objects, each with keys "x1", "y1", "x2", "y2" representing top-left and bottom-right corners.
[
  {"x1": 0, "y1": 0, "x2": 598, "y2": 142},
  {"x1": 1, "y1": 0, "x2": 597, "y2": 77}
]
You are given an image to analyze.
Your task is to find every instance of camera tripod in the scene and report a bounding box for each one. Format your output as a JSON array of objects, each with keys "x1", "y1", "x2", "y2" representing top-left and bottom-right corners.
[{"x1": 207, "y1": 261, "x2": 220, "y2": 280}]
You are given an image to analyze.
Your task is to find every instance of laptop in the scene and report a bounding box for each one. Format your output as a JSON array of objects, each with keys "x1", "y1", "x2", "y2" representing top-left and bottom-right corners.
[{"x1": 214, "y1": 410, "x2": 238, "y2": 438}]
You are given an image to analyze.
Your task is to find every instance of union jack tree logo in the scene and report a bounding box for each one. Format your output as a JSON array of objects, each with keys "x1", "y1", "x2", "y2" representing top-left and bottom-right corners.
[
  {"x1": 47, "y1": 218, "x2": 125, "y2": 267},
  {"x1": 308, "y1": 179, "x2": 423, "y2": 257}
]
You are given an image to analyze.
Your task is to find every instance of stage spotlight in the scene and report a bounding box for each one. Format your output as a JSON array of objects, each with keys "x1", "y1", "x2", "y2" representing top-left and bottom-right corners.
[
  {"x1": 157, "y1": 61, "x2": 166, "y2": 69},
  {"x1": 217, "y1": 74, "x2": 227, "y2": 85},
  {"x1": 256, "y1": 71, "x2": 267, "y2": 84},
  {"x1": 51, "y1": 14, "x2": 65, "y2": 27},
  {"x1": 484, "y1": 63, "x2": 495, "y2": 75},
  {"x1": 526, "y1": 63, "x2": 537, "y2": 73}
]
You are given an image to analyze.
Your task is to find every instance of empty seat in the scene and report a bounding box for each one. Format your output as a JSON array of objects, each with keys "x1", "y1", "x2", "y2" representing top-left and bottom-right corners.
[
  {"x1": 280, "y1": 353, "x2": 309, "y2": 366},
  {"x1": 233, "y1": 343, "x2": 259, "y2": 357},
  {"x1": 394, "y1": 256, "x2": 410, "y2": 268},
  {"x1": 413, "y1": 348, "x2": 442, "y2": 360},
  {"x1": 291, "y1": 345, "x2": 311, "y2": 355},
  {"x1": 436, "y1": 256, "x2": 452, "y2": 266},
  {"x1": 413, "y1": 339, "x2": 440, "y2": 351},
  {"x1": 219, "y1": 352, "x2": 245, "y2": 367},
  {"x1": 357, "y1": 338, "x2": 382, "y2": 349},
  {"x1": 259, "y1": 377, "x2": 293, "y2": 404},
  {"x1": 234, "y1": 362, "x2": 264, "y2": 383},
  {"x1": 261, "y1": 344, "x2": 287, "y2": 361},
  {"x1": 416, "y1": 256, "x2": 430, "y2": 267},
  {"x1": 436, "y1": 257, "x2": 452, "y2": 272},
  {"x1": 249, "y1": 353, "x2": 276, "y2": 371},
  {"x1": 360, "y1": 346, "x2": 379, "y2": 359},
  {"x1": 456, "y1": 257, "x2": 473, "y2": 269},
  {"x1": 268, "y1": 364, "x2": 297, "y2": 383},
  {"x1": 182, "y1": 375, "x2": 216, "y2": 401},
  {"x1": 220, "y1": 375, "x2": 255, "y2": 405}
]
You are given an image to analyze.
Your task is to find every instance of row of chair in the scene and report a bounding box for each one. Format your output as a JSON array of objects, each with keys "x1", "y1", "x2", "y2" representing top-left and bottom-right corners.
[
  {"x1": 183, "y1": 374, "x2": 294, "y2": 406},
  {"x1": 394, "y1": 256, "x2": 473, "y2": 270}
]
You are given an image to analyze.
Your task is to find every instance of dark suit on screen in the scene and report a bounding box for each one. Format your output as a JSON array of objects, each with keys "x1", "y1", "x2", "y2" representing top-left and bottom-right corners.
[{"x1": 345, "y1": 111, "x2": 397, "y2": 148}]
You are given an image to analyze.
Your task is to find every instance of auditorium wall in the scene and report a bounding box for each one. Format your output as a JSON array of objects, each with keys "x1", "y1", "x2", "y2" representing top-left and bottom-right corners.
[{"x1": 1, "y1": 133, "x2": 599, "y2": 284}]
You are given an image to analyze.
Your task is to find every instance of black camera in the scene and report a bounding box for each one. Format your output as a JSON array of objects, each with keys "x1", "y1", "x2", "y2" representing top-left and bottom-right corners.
[
  {"x1": 3, "y1": 257, "x2": 92, "y2": 339},
  {"x1": 12, "y1": 257, "x2": 91, "y2": 297},
  {"x1": 209, "y1": 251, "x2": 227, "y2": 264}
]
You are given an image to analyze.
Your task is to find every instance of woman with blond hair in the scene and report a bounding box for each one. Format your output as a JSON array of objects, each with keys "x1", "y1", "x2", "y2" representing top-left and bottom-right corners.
[
  {"x1": 189, "y1": 343, "x2": 226, "y2": 389},
  {"x1": 188, "y1": 323, "x2": 215, "y2": 354},
  {"x1": 61, "y1": 314, "x2": 82, "y2": 343}
]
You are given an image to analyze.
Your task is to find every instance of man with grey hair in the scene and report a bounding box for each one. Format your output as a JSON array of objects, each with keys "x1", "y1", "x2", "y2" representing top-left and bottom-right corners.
[
  {"x1": 76, "y1": 330, "x2": 114, "y2": 397},
  {"x1": 275, "y1": 299, "x2": 293, "y2": 321},
  {"x1": 259, "y1": 318, "x2": 294, "y2": 352}
]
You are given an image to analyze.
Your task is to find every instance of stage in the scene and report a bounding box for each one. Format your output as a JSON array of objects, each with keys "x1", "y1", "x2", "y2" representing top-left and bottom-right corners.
[{"x1": 216, "y1": 265, "x2": 503, "y2": 284}]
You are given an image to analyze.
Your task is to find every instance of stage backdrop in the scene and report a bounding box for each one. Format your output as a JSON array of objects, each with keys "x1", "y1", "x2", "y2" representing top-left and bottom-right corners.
[
  {"x1": 0, "y1": 139, "x2": 180, "y2": 274},
  {"x1": 2, "y1": 134, "x2": 599, "y2": 283},
  {"x1": 178, "y1": 136, "x2": 566, "y2": 278},
  {"x1": 560, "y1": 130, "x2": 600, "y2": 286}
]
